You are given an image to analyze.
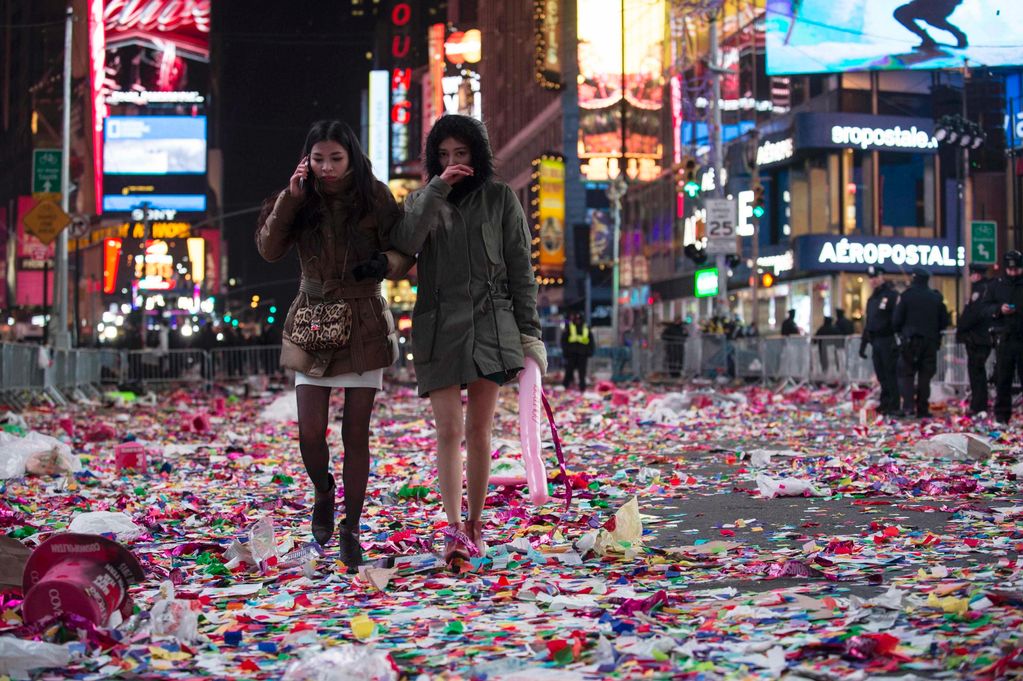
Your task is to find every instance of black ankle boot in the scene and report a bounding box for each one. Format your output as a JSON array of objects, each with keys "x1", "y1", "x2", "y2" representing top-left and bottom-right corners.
[
  {"x1": 338, "y1": 525, "x2": 363, "y2": 574},
  {"x1": 311, "y1": 475, "x2": 336, "y2": 545}
]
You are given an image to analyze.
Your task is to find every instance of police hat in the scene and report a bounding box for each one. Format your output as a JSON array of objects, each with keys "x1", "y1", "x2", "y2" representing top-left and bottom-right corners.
[
  {"x1": 866, "y1": 265, "x2": 886, "y2": 277},
  {"x1": 1005, "y1": 250, "x2": 1023, "y2": 268},
  {"x1": 968, "y1": 263, "x2": 988, "y2": 274}
]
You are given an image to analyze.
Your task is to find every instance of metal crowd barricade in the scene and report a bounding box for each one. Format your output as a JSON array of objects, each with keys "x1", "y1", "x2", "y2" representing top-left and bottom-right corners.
[
  {"x1": 124, "y1": 348, "x2": 210, "y2": 391},
  {"x1": 0, "y1": 343, "x2": 46, "y2": 409},
  {"x1": 809, "y1": 336, "x2": 848, "y2": 384},
  {"x1": 761, "y1": 336, "x2": 811, "y2": 383},
  {"x1": 210, "y1": 345, "x2": 284, "y2": 385},
  {"x1": 733, "y1": 337, "x2": 764, "y2": 381}
]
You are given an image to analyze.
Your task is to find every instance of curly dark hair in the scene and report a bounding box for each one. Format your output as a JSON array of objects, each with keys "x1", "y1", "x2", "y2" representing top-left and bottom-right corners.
[{"x1": 423, "y1": 114, "x2": 494, "y2": 203}]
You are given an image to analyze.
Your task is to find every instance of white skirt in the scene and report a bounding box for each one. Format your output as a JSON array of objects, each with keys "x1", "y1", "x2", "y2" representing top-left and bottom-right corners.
[{"x1": 294, "y1": 368, "x2": 383, "y2": 389}]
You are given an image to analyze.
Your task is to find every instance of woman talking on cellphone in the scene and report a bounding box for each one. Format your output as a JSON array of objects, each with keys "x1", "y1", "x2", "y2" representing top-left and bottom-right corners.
[
  {"x1": 391, "y1": 114, "x2": 546, "y2": 568},
  {"x1": 256, "y1": 120, "x2": 412, "y2": 572}
]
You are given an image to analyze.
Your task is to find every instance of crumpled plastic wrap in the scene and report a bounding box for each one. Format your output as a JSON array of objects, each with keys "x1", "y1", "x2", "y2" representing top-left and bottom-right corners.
[
  {"x1": 596, "y1": 496, "x2": 643, "y2": 555},
  {"x1": 913, "y1": 433, "x2": 992, "y2": 461},
  {"x1": 67, "y1": 511, "x2": 144, "y2": 541},
  {"x1": 0, "y1": 431, "x2": 80, "y2": 479},
  {"x1": 756, "y1": 473, "x2": 831, "y2": 498},
  {"x1": 148, "y1": 581, "x2": 200, "y2": 642},
  {"x1": 0, "y1": 636, "x2": 73, "y2": 679},
  {"x1": 281, "y1": 645, "x2": 399, "y2": 681}
]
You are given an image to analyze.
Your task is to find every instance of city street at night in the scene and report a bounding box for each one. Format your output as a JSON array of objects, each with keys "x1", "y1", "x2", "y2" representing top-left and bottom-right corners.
[{"x1": 3, "y1": 0, "x2": 1023, "y2": 678}]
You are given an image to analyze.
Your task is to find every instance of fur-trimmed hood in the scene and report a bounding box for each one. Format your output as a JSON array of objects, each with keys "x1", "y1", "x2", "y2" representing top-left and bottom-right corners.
[{"x1": 423, "y1": 114, "x2": 494, "y2": 202}]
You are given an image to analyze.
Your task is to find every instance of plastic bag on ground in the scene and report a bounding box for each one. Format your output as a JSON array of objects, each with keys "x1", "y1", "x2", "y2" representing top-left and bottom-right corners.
[
  {"x1": 0, "y1": 636, "x2": 73, "y2": 678},
  {"x1": 913, "y1": 433, "x2": 992, "y2": 461},
  {"x1": 247, "y1": 516, "x2": 278, "y2": 570},
  {"x1": 282, "y1": 645, "x2": 399, "y2": 681},
  {"x1": 67, "y1": 511, "x2": 144, "y2": 541},
  {"x1": 148, "y1": 581, "x2": 200, "y2": 642},
  {"x1": 756, "y1": 473, "x2": 831, "y2": 498},
  {"x1": 0, "y1": 431, "x2": 80, "y2": 479}
]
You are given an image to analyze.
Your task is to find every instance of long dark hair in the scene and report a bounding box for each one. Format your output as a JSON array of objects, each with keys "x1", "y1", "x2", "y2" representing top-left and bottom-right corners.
[
  {"x1": 423, "y1": 114, "x2": 494, "y2": 203},
  {"x1": 257, "y1": 120, "x2": 378, "y2": 251}
]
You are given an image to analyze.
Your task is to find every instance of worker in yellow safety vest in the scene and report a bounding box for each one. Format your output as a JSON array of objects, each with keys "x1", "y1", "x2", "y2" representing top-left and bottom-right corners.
[{"x1": 561, "y1": 311, "x2": 594, "y2": 391}]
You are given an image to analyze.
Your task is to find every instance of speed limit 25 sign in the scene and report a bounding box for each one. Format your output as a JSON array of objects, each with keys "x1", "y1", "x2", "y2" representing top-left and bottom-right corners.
[{"x1": 705, "y1": 198, "x2": 737, "y2": 255}]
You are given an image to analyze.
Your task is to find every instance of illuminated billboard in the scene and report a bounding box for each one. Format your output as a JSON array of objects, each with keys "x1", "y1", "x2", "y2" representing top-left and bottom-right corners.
[
  {"x1": 536, "y1": 157, "x2": 566, "y2": 276},
  {"x1": 104, "y1": 116, "x2": 206, "y2": 174},
  {"x1": 102, "y1": 115, "x2": 207, "y2": 214},
  {"x1": 578, "y1": 0, "x2": 664, "y2": 181},
  {"x1": 766, "y1": 0, "x2": 1023, "y2": 75}
]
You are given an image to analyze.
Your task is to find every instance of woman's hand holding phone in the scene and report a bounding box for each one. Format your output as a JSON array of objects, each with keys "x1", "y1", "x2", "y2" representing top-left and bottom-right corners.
[{"x1": 289, "y1": 156, "x2": 310, "y2": 198}]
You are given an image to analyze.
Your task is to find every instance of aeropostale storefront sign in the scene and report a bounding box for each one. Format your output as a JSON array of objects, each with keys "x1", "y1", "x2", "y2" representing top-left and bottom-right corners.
[{"x1": 795, "y1": 235, "x2": 965, "y2": 275}]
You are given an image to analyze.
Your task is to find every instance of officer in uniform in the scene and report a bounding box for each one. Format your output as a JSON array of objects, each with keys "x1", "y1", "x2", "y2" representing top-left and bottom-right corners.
[
  {"x1": 859, "y1": 265, "x2": 900, "y2": 415},
  {"x1": 956, "y1": 263, "x2": 993, "y2": 415},
  {"x1": 893, "y1": 267, "x2": 949, "y2": 418},
  {"x1": 983, "y1": 250, "x2": 1023, "y2": 423},
  {"x1": 561, "y1": 311, "x2": 594, "y2": 391}
]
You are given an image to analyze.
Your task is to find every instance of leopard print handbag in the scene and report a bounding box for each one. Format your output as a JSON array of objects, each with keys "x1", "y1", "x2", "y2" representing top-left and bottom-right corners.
[{"x1": 291, "y1": 300, "x2": 352, "y2": 352}]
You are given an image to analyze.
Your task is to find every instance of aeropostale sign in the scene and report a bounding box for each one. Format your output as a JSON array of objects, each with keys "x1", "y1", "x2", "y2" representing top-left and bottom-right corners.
[{"x1": 796, "y1": 236, "x2": 965, "y2": 275}]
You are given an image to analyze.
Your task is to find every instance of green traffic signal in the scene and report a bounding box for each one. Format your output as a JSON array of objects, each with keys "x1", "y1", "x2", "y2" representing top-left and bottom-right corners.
[
  {"x1": 683, "y1": 180, "x2": 701, "y2": 198},
  {"x1": 752, "y1": 204, "x2": 765, "y2": 218}
]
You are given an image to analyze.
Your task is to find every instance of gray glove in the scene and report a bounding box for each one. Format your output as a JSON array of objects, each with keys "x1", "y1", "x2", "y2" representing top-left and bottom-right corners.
[{"x1": 520, "y1": 334, "x2": 548, "y2": 375}]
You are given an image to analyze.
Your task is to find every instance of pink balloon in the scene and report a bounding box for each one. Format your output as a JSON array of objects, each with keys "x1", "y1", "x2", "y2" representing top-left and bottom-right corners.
[{"x1": 518, "y1": 357, "x2": 549, "y2": 505}]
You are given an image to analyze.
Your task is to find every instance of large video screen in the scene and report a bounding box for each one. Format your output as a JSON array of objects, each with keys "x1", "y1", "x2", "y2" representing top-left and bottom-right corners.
[
  {"x1": 104, "y1": 116, "x2": 206, "y2": 174},
  {"x1": 766, "y1": 0, "x2": 1023, "y2": 75}
]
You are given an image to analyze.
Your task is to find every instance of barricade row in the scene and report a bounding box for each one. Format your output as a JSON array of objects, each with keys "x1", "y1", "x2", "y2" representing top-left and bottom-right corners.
[
  {"x1": 634, "y1": 331, "x2": 978, "y2": 389},
  {"x1": 0, "y1": 334, "x2": 987, "y2": 411}
]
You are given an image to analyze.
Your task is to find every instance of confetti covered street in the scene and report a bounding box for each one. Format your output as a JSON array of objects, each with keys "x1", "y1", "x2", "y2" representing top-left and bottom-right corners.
[{"x1": 2, "y1": 382, "x2": 1022, "y2": 680}]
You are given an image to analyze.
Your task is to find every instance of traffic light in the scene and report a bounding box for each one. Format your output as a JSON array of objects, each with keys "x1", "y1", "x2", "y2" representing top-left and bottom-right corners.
[
  {"x1": 752, "y1": 185, "x2": 766, "y2": 218},
  {"x1": 682, "y1": 158, "x2": 701, "y2": 199},
  {"x1": 760, "y1": 272, "x2": 775, "y2": 288}
]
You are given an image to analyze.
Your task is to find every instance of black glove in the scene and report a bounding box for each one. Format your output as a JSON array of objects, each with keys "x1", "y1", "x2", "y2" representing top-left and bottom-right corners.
[
  {"x1": 352, "y1": 251, "x2": 388, "y2": 281},
  {"x1": 858, "y1": 340, "x2": 868, "y2": 359}
]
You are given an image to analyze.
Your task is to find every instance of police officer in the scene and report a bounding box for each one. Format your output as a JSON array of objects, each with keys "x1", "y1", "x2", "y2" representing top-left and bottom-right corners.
[
  {"x1": 562, "y1": 311, "x2": 594, "y2": 391},
  {"x1": 956, "y1": 263, "x2": 993, "y2": 415},
  {"x1": 893, "y1": 267, "x2": 950, "y2": 418},
  {"x1": 983, "y1": 250, "x2": 1023, "y2": 423},
  {"x1": 859, "y1": 265, "x2": 900, "y2": 415}
]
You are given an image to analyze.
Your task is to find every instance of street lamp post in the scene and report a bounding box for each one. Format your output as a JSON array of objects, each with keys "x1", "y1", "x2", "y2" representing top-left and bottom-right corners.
[{"x1": 607, "y1": 173, "x2": 628, "y2": 344}]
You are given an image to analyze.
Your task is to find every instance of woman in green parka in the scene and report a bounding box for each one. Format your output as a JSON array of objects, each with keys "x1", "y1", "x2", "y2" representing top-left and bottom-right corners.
[{"x1": 391, "y1": 115, "x2": 547, "y2": 568}]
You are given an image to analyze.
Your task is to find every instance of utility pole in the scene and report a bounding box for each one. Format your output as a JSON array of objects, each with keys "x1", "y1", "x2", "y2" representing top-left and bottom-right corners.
[
  {"x1": 609, "y1": 0, "x2": 628, "y2": 344},
  {"x1": 50, "y1": 5, "x2": 73, "y2": 349},
  {"x1": 709, "y1": 11, "x2": 727, "y2": 315}
]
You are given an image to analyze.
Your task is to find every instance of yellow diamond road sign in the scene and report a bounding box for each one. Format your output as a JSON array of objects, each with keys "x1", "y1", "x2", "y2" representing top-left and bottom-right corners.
[{"x1": 23, "y1": 199, "x2": 71, "y2": 246}]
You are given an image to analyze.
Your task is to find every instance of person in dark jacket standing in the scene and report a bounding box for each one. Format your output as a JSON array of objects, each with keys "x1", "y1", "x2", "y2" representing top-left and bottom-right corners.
[
  {"x1": 983, "y1": 250, "x2": 1023, "y2": 423},
  {"x1": 562, "y1": 310, "x2": 594, "y2": 390},
  {"x1": 834, "y1": 309, "x2": 854, "y2": 336},
  {"x1": 859, "y1": 266, "x2": 901, "y2": 415},
  {"x1": 956, "y1": 263, "x2": 993, "y2": 415},
  {"x1": 893, "y1": 267, "x2": 950, "y2": 418},
  {"x1": 780, "y1": 309, "x2": 800, "y2": 336}
]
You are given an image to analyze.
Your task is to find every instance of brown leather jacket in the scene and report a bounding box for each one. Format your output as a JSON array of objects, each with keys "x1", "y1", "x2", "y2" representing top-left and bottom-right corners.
[{"x1": 255, "y1": 178, "x2": 413, "y2": 377}]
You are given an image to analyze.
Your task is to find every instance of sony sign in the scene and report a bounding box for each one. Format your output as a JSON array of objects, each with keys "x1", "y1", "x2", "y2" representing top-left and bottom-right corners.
[{"x1": 817, "y1": 238, "x2": 964, "y2": 269}]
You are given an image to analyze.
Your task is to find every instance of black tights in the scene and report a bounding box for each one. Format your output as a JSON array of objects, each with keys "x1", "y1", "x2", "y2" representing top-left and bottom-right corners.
[{"x1": 296, "y1": 385, "x2": 376, "y2": 531}]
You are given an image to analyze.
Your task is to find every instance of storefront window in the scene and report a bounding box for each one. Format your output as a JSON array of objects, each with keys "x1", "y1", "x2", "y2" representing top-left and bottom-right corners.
[
  {"x1": 840, "y1": 149, "x2": 873, "y2": 235},
  {"x1": 879, "y1": 152, "x2": 936, "y2": 237}
]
